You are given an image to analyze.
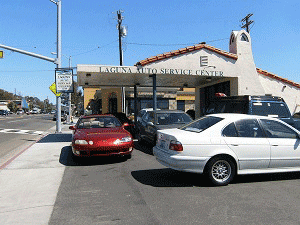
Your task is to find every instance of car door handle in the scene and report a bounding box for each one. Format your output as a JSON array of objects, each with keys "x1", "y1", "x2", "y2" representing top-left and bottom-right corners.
[
  {"x1": 272, "y1": 144, "x2": 279, "y2": 146},
  {"x1": 231, "y1": 144, "x2": 239, "y2": 146}
]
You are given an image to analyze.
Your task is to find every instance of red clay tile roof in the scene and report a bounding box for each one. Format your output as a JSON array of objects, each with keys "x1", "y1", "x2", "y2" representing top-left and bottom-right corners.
[
  {"x1": 257, "y1": 68, "x2": 300, "y2": 89},
  {"x1": 135, "y1": 44, "x2": 238, "y2": 66}
]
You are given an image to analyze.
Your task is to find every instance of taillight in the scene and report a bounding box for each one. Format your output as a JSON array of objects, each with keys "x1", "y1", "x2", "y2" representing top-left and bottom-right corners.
[{"x1": 169, "y1": 140, "x2": 183, "y2": 151}]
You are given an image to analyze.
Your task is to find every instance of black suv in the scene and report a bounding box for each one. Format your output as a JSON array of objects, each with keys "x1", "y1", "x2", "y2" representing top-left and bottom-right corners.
[{"x1": 205, "y1": 95, "x2": 300, "y2": 130}]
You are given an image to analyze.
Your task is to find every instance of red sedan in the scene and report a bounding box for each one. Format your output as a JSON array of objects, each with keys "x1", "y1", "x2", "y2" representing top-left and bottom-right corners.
[{"x1": 69, "y1": 114, "x2": 133, "y2": 159}]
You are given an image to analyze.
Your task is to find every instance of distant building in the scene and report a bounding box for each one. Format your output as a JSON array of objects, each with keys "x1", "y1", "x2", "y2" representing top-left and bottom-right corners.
[{"x1": 0, "y1": 102, "x2": 10, "y2": 111}]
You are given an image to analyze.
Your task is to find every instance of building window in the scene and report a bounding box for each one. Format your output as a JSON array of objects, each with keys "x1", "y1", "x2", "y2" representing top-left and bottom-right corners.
[
  {"x1": 241, "y1": 33, "x2": 249, "y2": 42},
  {"x1": 177, "y1": 100, "x2": 185, "y2": 111},
  {"x1": 230, "y1": 34, "x2": 235, "y2": 45}
]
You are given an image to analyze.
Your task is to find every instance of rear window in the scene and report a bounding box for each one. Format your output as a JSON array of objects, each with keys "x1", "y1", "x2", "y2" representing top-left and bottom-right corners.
[
  {"x1": 156, "y1": 112, "x2": 192, "y2": 125},
  {"x1": 251, "y1": 102, "x2": 290, "y2": 118},
  {"x1": 180, "y1": 116, "x2": 223, "y2": 133},
  {"x1": 206, "y1": 101, "x2": 248, "y2": 114}
]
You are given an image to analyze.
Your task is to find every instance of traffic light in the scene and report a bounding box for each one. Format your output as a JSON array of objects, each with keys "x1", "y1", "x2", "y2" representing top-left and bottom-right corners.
[{"x1": 0, "y1": 51, "x2": 3, "y2": 58}]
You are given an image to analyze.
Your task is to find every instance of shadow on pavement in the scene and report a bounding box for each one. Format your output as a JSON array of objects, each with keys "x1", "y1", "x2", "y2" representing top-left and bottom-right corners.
[
  {"x1": 131, "y1": 168, "x2": 211, "y2": 187},
  {"x1": 133, "y1": 141, "x2": 154, "y2": 156},
  {"x1": 233, "y1": 172, "x2": 300, "y2": 184},
  {"x1": 37, "y1": 133, "x2": 72, "y2": 143},
  {"x1": 59, "y1": 146, "x2": 128, "y2": 167},
  {"x1": 132, "y1": 168, "x2": 300, "y2": 187}
]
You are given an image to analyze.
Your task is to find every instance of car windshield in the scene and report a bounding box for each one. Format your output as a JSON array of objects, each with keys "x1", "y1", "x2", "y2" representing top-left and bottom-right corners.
[
  {"x1": 180, "y1": 116, "x2": 223, "y2": 133},
  {"x1": 156, "y1": 112, "x2": 192, "y2": 125},
  {"x1": 77, "y1": 116, "x2": 121, "y2": 129},
  {"x1": 251, "y1": 102, "x2": 290, "y2": 118}
]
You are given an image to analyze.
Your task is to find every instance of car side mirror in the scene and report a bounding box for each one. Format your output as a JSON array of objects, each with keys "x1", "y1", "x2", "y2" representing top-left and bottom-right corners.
[{"x1": 69, "y1": 125, "x2": 76, "y2": 130}]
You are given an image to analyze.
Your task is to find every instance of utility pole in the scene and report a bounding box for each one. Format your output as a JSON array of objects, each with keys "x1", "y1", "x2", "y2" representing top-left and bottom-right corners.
[
  {"x1": 241, "y1": 13, "x2": 254, "y2": 33},
  {"x1": 117, "y1": 10, "x2": 124, "y2": 66},
  {"x1": 117, "y1": 10, "x2": 127, "y2": 113}
]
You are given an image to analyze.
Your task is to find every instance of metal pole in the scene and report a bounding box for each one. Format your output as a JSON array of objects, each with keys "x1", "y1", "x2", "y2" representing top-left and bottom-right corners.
[
  {"x1": 56, "y1": 0, "x2": 62, "y2": 133},
  {"x1": 117, "y1": 10, "x2": 125, "y2": 114},
  {"x1": 134, "y1": 84, "x2": 138, "y2": 124},
  {"x1": 150, "y1": 74, "x2": 157, "y2": 111},
  {"x1": 68, "y1": 56, "x2": 72, "y2": 124},
  {"x1": 117, "y1": 11, "x2": 123, "y2": 66}
]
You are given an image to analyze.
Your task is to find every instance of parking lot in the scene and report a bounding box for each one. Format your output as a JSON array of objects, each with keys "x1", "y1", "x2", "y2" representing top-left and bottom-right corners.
[
  {"x1": 2, "y1": 118, "x2": 300, "y2": 225},
  {"x1": 49, "y1": 140, "x2": 300, "y2": 225}
]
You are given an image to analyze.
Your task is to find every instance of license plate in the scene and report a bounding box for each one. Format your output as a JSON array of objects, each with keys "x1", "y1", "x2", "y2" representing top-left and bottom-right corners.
[{"x1": 160, "y1": 140, "x2": 167, "y2": 149}]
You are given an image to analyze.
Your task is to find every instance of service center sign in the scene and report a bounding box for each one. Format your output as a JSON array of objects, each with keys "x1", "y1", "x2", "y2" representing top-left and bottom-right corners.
[{"x1": 55, "y1": 69, "x2": 74, "y2": 93}]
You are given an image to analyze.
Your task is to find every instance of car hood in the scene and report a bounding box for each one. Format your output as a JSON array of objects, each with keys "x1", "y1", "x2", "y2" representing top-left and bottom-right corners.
[{"x1": 74, "y1": 127, "x2": 130, "y2": 139}]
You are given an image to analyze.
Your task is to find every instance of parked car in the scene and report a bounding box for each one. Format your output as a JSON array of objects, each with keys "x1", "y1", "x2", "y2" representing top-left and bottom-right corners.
[
  {"x1": 106, "y1": 112, "x2": 138, "y2": 138},
  {"x1": 0, "y1": 110, "x2": 9, "y2": 116},
  {"x1": 153, "y1": 113, "x2": 300, "y2": 186},
  {"x1": 136, "y1": 109, "x2": 192, "y2": 145},
  {"x1": 136, "y1": 108, "x2": 160, "y2": 124},
  {"x1": 204, "y1": 95, "x2": 300, "y2": 130},
  {"x1": 69, "y1": 114, "x2": 133, "y2": 159}
]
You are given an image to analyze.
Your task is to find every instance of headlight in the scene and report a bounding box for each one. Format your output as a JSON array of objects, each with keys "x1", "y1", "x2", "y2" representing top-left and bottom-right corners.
[
  {"x1": 114, "y1": 136, "x2": 132, "y2": 145},
  {"x1": 74, "y1": 140, "x2": 88, "y2": 145}
]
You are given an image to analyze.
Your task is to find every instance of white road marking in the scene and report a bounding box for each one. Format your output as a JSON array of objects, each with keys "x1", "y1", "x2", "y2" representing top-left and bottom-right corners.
[{"x1": 0, "y1": 128, "x2": 46, "y2": 135}]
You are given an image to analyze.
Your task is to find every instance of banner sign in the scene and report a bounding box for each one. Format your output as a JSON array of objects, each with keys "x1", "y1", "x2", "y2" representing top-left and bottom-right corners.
[{"x1": 55, "y1": 68, "x2": 74, "y2": 93}]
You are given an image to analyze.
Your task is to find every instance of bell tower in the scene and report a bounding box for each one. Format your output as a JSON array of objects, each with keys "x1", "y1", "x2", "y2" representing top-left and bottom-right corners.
[{"x1": 229, "y1": 30, "x2": 265, "y2": 95}]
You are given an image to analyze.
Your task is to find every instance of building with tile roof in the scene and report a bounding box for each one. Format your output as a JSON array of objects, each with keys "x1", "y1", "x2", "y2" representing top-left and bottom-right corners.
[{"x1": 77, "y1": 29, "x2": 300, "y2": 117}]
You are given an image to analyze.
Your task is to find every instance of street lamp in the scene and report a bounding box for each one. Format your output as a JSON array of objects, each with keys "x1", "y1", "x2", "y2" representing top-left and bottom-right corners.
[{"x1": 50, "y1": 0, "x2": 62, "y2": 132}]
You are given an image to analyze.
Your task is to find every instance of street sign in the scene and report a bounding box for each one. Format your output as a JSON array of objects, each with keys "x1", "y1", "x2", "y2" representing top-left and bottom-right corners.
[
  {"x1": 49, "y1": 82, "x2": 61, "y2": 96},
  {"x1": 55, "y1": 69, "x2": 74, "y2": 93},
  {"x1": 0, "y1": 51, "x2": 3, "y2": 58}
]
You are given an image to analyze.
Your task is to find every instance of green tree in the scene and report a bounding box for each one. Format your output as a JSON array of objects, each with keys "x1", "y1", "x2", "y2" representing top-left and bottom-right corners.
[{"x1": 7, "y1": 101, "x2": 18, "y2": 113}]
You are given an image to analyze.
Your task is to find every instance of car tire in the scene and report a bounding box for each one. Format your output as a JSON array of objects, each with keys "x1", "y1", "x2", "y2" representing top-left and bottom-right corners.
[{"x1": 205, "y1": 156, "x2": 236, "y2": 186}]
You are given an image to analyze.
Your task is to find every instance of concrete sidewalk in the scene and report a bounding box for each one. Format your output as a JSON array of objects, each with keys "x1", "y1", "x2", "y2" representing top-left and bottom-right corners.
[{"x1": 0, "y1": 122, "x2": 74, "y2": 225}]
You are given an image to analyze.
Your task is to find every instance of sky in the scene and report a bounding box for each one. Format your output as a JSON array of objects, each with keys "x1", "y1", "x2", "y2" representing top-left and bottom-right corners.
[{"x1": 0, "y1": 0, "x2": 299, "y2": 104}]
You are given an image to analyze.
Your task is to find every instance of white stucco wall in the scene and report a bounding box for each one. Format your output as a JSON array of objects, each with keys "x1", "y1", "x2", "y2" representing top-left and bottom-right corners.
[
  {"x1": 229, "y1": 30, "x2": 265, "y2": 95},
  {"x1": 258, "y1": 74, "x2": 300, "y2": 114}
]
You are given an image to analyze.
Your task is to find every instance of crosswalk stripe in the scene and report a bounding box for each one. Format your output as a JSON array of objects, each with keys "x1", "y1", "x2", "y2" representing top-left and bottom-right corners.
[{"x1": 0, "y1": 129, "x2": 47, "y2": 135}]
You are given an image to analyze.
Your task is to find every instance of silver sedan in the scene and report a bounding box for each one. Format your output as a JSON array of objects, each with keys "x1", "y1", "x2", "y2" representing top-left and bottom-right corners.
[{"x1": 153, "y1": 114, "x2": 300, "y2": 186}]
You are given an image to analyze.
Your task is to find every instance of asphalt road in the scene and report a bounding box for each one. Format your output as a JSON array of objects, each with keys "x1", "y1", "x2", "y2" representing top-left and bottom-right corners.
[
  {"x1": 49, "y1": 141, "x2": 300, "y2": 225},
  {"x1": 2, "y1": 115, "x2": 300, "y2": 224},
  {"x1": 0, "y1": 113, "x2": 55, "y2": 165}
]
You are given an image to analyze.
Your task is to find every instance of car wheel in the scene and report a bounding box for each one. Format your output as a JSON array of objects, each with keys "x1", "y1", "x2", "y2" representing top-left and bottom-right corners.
[{"x1": 205, "y1": 156, "x2": 236, "y2": 186}]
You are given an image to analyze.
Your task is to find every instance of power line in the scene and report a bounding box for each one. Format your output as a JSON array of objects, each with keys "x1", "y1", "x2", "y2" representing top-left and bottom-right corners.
[
  {"x1": 125, "y1": 38, "x2": 229, "y2": 47},
  {"x1": 0, "y1": 70, "x2": 53, "y2": 73},
  {"x1": 72, "y1": 40, "x2": 119, "y2": 57}
]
